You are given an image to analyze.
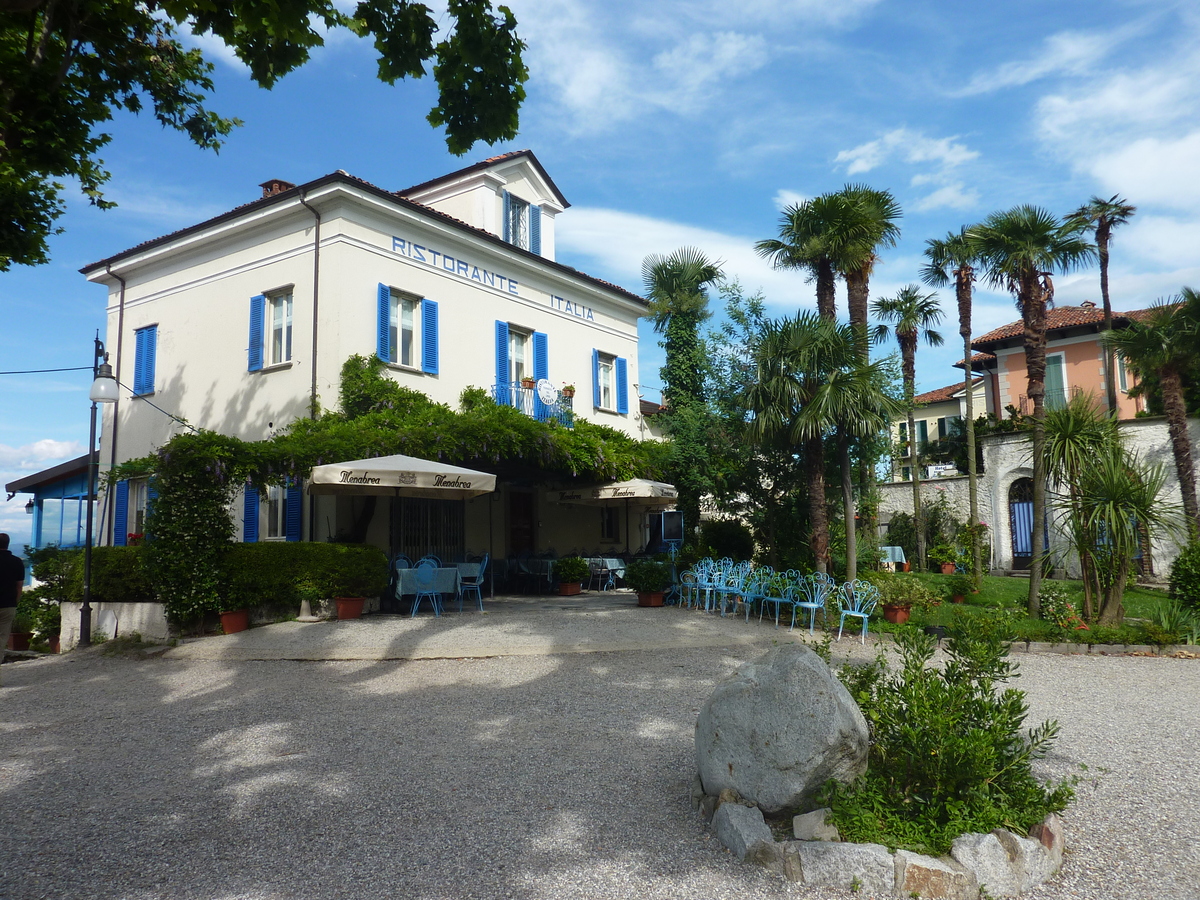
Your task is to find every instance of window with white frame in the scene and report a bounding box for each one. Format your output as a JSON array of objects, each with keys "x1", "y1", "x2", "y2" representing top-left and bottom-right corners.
[
  {"x1": 508, "y1": 327, "x2": 530, "y2": 383},
  {"x1": 130, "y1": 479, "x2": 148, "y2": 536},
  {"x1": 597, "y1": 353, "x2": 615, "y2": 410},
  {"x1": 264, "y1": 484, "x2": 287, "y2": 540},
  {"x1": 268, "y1": 291, "x2": 293, "y2": 366},
  {"x1": 388, "y1": 290, "x2": 420, "y2": 367},
  {"x1": 1117, "y1": 352, "x2": 1129, "y2": 393},
  {"x1": 506, "y1": 195, "x2": 529, "y2": 250}
]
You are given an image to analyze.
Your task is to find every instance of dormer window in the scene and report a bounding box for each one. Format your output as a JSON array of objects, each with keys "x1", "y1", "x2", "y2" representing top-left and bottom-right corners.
[{"x1": 502, "y1": 190, "x2": 541, "y2": 254}]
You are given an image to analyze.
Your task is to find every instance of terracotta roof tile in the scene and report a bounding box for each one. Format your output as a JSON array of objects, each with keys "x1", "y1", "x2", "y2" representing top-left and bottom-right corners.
[
  {"x1": 972, "y1": 305, "x2": 1157, "y2": 348},
  {"x1": 914, "y1": 378, "x2": 983, "y2": 405}
]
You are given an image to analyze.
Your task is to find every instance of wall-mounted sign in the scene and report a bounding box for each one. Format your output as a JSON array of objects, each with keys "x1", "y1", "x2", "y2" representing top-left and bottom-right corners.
[
  {"x1": 392, "y1": 236, "x2": 520, "y2": 295},
  {"x1": 547, "y1": 294, "x2": 595, "y2": 321}
]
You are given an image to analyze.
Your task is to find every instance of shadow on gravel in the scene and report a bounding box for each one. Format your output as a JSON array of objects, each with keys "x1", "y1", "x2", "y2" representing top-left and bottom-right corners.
[{"x1": 0, "y1": 606, "x2": 815, "y2": 900}]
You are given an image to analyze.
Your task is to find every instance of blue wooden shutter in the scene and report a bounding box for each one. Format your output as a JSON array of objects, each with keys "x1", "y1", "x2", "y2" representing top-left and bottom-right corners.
[
  {"x1": 248, "y1": 295, "x2": 265, "y2": 372},
  {"x1": 532, "y1": 332, "x2": 549, "y2": 420},
  {"x1": 616, "y1": 357, "x2": 629, "y2": 414},
  {"x1": 113, "y1": 480, "x2": 129, "y2": 546},
  {"x1": 530, "y1": 205, "x2": 541, "y2": 255},
  {"x1": 132, "y1": 330, "x2": 144, "y2": 394},
  {"x1": 243, "y1": 486, "x2": 259, "y2": 543},
  {"x1": 502, "y1": 191, "x2": 512, "y2": 243},
  {"x1": 495, "y1": 321, "x2": 509, "y2": 405},
  {"x1": 142, "y1": 326, "x2": 157, "y2": 394},
  {"x1": 285, "y1": 482, "x2": 302, "y2": 542},
  {"x1": 592, "y1": 349, "x2": 600, "y2": 408},
  {"x1": 377, "y1": 283, "x2": 391, "y2": 362},
  {"x1": 421, "y1": 299, "x2": 439, "y2": 374},
  {"x1": 134, "y1": 327, "x2": 156, "y2": 394}
]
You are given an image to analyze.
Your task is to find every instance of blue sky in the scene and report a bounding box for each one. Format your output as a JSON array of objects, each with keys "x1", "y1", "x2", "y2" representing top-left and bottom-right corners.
[{"x1": 4, "y1": 0, "x2": 1199, "y2": 539}]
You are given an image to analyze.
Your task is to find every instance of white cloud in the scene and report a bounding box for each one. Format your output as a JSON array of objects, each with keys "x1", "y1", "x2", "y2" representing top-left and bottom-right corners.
[
  {"x1": 912, "y1": 182, "x2": 980, "y2": 213},
  {"x1": 954, "y1": 29, "x2": 1125, "y2": 97},
  {"x1": 0, "y1": 439, "x2": 83, "y2": 470},
  {"x1": 556, "y1": 207, "x2": 834, "y2": 311},
  {"x1": 835, "y1": 129, "x2": 978, "y2": 175},
  {"x1": 773, "y1": 189, "x2": 808, "y2": 209}
]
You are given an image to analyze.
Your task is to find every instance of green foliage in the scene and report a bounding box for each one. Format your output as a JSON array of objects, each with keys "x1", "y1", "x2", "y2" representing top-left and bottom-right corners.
[
  {"x1": 0, "y1": 0, "x2": 528, "y2": 269},
  {"x1": 65, "y1": 546, "x2": 155, "y2": 605},
  {"x1": 552, "y1": 556, "x2": 589, "y2": 584},
  {"x1": 1147, "y1": 596, "x2": 1196, "y2": 643},
  {"x1": 1170, "y1": 542, "x2": 1200, "y2": 610},
  {"x1": 824, "y1": 616, "x2": 1073, "y2": 854},
  {"x1": 224, "y1": 542, "x2": 388, "y2": 610},
  {"x1": 624, "y1": 559, "x2": 671, "y2": 593},
  {"x1": 699, "y1": 519, "x2": 755, "y2": 561},
  {"x1": 1036, "y1": 582, "x2": 1079, "y2": 628},
  {"x1": 945, "y1": 574, "x2": 974, "y2": 598},
  {"x1": 860, "y1": 572, "x2": 939, "y2": 610}
]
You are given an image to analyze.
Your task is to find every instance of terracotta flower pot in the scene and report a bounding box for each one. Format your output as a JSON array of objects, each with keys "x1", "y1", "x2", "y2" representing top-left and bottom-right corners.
[
  {"x1": 637, "y1": 591, "x2": 665, "y2": 607},
  {"x1": 940, "y1": 563, "x2": 957, "y2": 575},
  {"x1": 562, "y1": 389, "x2": 575, "y2": 398},
  {"x1": 951, "y1": 594, "x2": 965, "y2": 604},
  {"x1": 48, "y1": 635, "x2": 60, "y2": 654},
  {"x1": 335, "y1": 597, "x2": 365, "y2": 619},
  {"x1": 559, "y1": 582, "x2": 582, "y2": 596},
  {"x1": 901, "y1": 562, "x2": 911, "y2": 572},
  {"x1": 220, "y1": 609, "x2": 249, "y2": 634},
  {"x1": 7, "y1": 632, "x2": 33, "y2": 651},
  {"x1": 882, "y1": 604, "x2": 911, "y2": 624},
  {"x1": 521, "y1": 380, "x2": 536, "y2": 390}
]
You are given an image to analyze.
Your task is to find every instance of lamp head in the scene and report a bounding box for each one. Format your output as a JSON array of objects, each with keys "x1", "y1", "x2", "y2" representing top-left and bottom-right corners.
[{"x1": 90, "y1": 358, "x2": 118, "y2": 403}]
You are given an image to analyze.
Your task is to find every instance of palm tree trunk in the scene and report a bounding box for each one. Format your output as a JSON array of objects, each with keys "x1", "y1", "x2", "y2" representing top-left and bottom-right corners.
[
  {"x1": 901, "y1": 336, "x2": 925, "y2": 570},
  {"x1": 816, "y1": 258, "x2": 836, "y2": 321},
  {"x1": 1161, "y1": 367, "x2": 1200, "y2": 536},
  {"x1": 958, "y1": 266, "x2": 980, "y2": 585},
  {"x1": 845, "y1": 269, "x2": 870, "y2": 344},
  {"x1": 1097, "y1": 558, "x2": 1129, "y2": 625},
  {"x1": 1097, "y1": 224, "x2": 1119, "y2": 416},
  {"x1": 1024, "y1": 278, "x2": 1049, "y2": 617},
  {"x1": 806, "y1": 433, "x2": 830, "y2": 573},
  {"x1": 840, "y1": 431, "x2": 857, "y2": 582}
]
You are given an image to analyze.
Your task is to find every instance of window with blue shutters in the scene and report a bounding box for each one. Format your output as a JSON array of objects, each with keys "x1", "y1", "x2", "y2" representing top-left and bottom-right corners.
[
  {"x1": 133, "y1": 325, "x2": 157, "y2": 395},
  {"x1": 592, "y1": 349, "x2": 601, "y2": 408},
  {"x1": 615, "y1": 357, "x2": 628, "y2": 414},
  {"x1": 377, "y1": 283, "x2": 391, "y2": 362},
  {"x1": 421, "y1": 299, "x2": 438, "y2": 374},
  {"x1": 530, "y1": 204, "x2": 541, "y2": 255},
  {"x1": 501, "y1": 190, "x2": 530, "y2": 249},
  {"x1": 379, "y1": 285, "x2": 436, "y2": 373}
]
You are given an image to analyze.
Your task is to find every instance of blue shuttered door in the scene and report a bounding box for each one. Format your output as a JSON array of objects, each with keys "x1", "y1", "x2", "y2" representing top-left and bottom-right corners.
[
  {"x1": 113, "y1": 480, "x2": 129, "y2": 547},
  {"x1": 592, "y1": 349, "x2": 600, "y2": 408},
  {"x1": 421, "y1": 299, "x2": 439, "y2": 374},
  {"x1": 248, "y1": 295, "x2": 265, "y2": 372},
  {"x1": 377, "y1": 283, "x2": 391, "y2": 362},
  {"x1": 532, "y1": 331, "x2": 549, "y2": 419},
  {"x1": 502, "y1": 191, "x2": 512, "y2": 243},
  {"x1": 495, "y1": 321, "x2": 509, "y2": 405},
  {"x1": 615, "y1": 357, "x2": 628, "y2": 414},
  {"x1": 530, "y1": 204, "x2": 541, "y2": 255},
  {"x1": 243, "y1": 487, "x2": 259, "y2": 543},
  {"x1": 285, "y1": 482, "x2": 302, "y2": 542},
  {"x1": 1011, "y1": 501, "x2": 1033, "y2": 557}
]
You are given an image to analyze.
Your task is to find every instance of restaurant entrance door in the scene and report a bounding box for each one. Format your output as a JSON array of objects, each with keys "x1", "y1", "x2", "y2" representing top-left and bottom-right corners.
[
  {"x1": 508, "y1": 490, "x2": 536, "y2": 555},
  {"x1": 390, "y1": 497, "x2": 465, "y2": 563}
]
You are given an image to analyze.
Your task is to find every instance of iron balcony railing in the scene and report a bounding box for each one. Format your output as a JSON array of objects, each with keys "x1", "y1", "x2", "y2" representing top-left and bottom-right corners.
[
  {"x1": 492, "y1": 381, "x2": 575, "y2": 427},
  {"x1": 1018, "y1": 386, "x2": 1078, "y2": 415}
]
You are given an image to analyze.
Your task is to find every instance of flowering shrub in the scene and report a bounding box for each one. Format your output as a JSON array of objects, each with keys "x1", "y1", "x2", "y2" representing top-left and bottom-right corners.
[{"x1": 1037, "y1": 581, "x2": 1080, "y2": 628}]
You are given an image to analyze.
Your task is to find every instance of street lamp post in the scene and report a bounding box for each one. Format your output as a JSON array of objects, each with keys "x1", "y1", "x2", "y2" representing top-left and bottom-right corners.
[{"x1": 81, "y1": 335, "x2": 118, "y2": 646}]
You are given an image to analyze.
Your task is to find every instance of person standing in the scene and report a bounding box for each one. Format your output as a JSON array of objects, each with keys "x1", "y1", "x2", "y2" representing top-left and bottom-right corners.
[{"x1": 0, "y1": 533, "x2": 26, "y2": 684}]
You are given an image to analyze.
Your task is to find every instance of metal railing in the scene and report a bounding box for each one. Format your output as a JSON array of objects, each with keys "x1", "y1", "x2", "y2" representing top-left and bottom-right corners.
[
  {"x1": 1018, "y1": 386, "x2": 1079, "y2": 415},
  {"x1": 492, "y1": 382, "x2": 575, "y2": 426}
]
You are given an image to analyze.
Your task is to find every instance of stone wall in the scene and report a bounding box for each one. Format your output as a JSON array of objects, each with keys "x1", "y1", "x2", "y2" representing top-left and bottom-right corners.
[{"x1": 877, "y1": 417, "x2": 1198, "y2": 579}]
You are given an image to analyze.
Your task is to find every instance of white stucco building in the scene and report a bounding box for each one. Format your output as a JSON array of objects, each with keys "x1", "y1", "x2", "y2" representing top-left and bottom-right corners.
[{"x1": 78, "y1": 151, "x2": 667, "y2": 562}]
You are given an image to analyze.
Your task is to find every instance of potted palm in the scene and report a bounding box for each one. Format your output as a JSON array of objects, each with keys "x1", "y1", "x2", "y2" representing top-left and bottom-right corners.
[
  {"x1": 625, "y1": 559, "x2": 671, "y2": 607},
  {"x1": 553, "y1": 557, "x2": 589, "y2": 595}
]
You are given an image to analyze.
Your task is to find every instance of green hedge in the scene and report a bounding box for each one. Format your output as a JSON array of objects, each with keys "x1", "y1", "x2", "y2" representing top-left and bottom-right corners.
[
  {"x1": 1170, "y1": 541, "x2": 1200, "y2": 610},
  {"x1": 224, "y1": 542, "x2": 389, "y2": 610},
  {"x1": 66, "y1": 546, "x2": 156, "y2": 605}
]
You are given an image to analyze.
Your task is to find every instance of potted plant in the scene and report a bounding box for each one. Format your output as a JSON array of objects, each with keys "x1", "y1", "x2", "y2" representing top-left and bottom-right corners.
[
  {"x1": 868, "y1": 573, "x2": 939, "y2": 625},
  {"x1": 553, "y1": 557, "x2": 589, "y2": 595},
  {"x1": 324, "y1": 547, "x2": 388, "y2": 620},
  {"x1": 34, "y1": 601, "x2": 61, "y2": 653},
  {"x1": 520, "y1": 375, "x2": 536, "y2": 389},
  {"x1": 624, "y1": 559, "x2": 671, "y2": 607},
  {"x1": 946, "y1": 574, "x2": 974, "y2": 604},
  {"x1": 7, "y1": 609, "x2": 35, "y2": 651},
  {"x1": 219, "y1": 606, "x2": 250, "y2": 634},
  {"x1": 561, "y1": 384, "x2": 576, "y2": 398},
  {"x1": 929, "y1": 543, "x2": 959, "y2": 575}
]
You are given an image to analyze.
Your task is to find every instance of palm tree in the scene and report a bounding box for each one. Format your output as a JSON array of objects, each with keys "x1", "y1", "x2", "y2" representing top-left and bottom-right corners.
[
  {"x1": 1103, "y1": 292, "x2": 1200, "y2": 537},
  {"x1": 643, "y1": 247, "x2": 723, "y2": 541},
  {"x1": 922, "y1": 228, "x2": 983, "y2": 584},
  {"x1": 755, "y1": 195, "x2": 843, "y2": 320},
  {"x1": 831, "y1": 184, "x2": 903, "y2": 344},
  {"x1": 968, "y1": 206, "x2": 1096, "y2": 616},
  {"x1": 1065, "y1": 196, "x2": 1136, "y2": 416},
  {"x1": 871, "y1": 285, "x2": 944, "y2": 571},
  {"x1": 746, "y1": 313, "x2": 895, "y2": 574}
]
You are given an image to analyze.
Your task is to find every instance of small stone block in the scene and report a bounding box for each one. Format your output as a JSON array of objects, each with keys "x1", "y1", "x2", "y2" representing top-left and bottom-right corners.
[
  {"x1": 1048, "y1": 642, "x2": 1087, "y2": 654},
  {"x1": 712, "y1": 801, "x2": 774, "y2": 861},
  {"x1": 1123, "y1": 645, "x2": 1154, "y2": 655},
  {"x1": 792, "y1": 840, "x2": 894, "y2": 894},
  {"x1": 894, "y1": 850, "x2": 979, "y2": 900},
  {"x1": 1028, "y1": 812, "x2": 1064, "y2": 861},
  {"x1": 1026, "y1": 642, "x2": 1054, "y2": 654},
  {"x1": 793, "y1": 808, "x2": 840, "y2": 842},
  {"x1": 718, "y1": 787, "x2": 746, "y2": 808},
  {"x1": 952, "y1": 832, "x2": 1021, "y2": 897},
  {"x1": 690, "y1": 774, "x2": 706, "y2": 810}
]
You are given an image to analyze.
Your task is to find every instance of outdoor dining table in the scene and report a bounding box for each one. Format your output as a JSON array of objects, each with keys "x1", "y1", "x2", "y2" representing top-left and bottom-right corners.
[
  {"x1": 584, "y1": 557, "x2": 626, "y2": 587},
  {"x1": 395, "y1": 566, "x2": 463, "y2": 599}
]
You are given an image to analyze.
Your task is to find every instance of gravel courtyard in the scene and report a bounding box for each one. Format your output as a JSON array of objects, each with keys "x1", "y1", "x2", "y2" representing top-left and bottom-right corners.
[{"x1": 1, "y1": 599, "x2": 1197, "y2": 900}]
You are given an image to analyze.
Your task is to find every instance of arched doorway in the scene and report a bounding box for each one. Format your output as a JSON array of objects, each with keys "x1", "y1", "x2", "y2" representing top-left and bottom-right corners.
[{"x1": 1008, "y1": 478, "x2": 1035, "y2": 570}]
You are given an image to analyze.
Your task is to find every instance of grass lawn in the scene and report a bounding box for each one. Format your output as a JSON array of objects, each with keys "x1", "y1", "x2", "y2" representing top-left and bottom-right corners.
[{"x1": 872, "y1": 572, "x2": 1179, "y2": 645}]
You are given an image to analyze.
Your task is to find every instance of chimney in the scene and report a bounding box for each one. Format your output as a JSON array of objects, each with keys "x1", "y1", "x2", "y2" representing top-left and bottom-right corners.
[
  {"x1": 260, "y1": 178, "x2": 296, "y2": 198},
  {"x1": 1081, "y1": 300, "x2": 1096, "y2": 308}
]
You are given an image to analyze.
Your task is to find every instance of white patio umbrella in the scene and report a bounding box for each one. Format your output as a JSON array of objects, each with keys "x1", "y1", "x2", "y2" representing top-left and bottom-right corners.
[
  {"x1": 549, "y1": 478, "x2": 678, "y2": 507},
  {"x1": 307, "y1": 454, "x2": 496, "y2": 500}
]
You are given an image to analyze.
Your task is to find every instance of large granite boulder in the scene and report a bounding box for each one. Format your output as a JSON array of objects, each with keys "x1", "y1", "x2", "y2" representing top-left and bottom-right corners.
[{"x1": 695, "y1": 644, "x2": 869, "y2": 815}]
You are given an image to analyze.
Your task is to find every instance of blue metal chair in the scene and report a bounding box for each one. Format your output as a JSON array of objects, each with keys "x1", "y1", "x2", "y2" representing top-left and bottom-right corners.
[
  {"x1": 755, "y1": 573, "x2": 789, "y2": 626},
  {"x1": 589, "y1": 558, "x2": 615, "y2": 592},
  {"x1": 457, "y1": 553, "x2": 488, "y2": 612},
  {"x1": 837, "y1": 579, "x2": 880, "y2": 643},
  {"x1": 792, "y1": 572, "x2": 836, "y2": 634},
  {"x1": 418, "y1": 554, "x2": 441, "y2": 568},
  {"x1": 411, "y1": 561, "x2": 442, "y2": 618},
  {"x1": 393, "y1": 554, "x2": 413, "y2": 570}
]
